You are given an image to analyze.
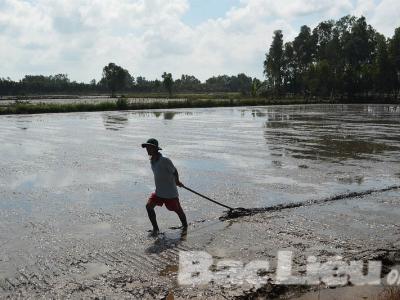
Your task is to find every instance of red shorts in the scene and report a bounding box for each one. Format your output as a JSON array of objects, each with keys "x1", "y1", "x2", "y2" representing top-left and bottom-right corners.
[{"x1": 147, "y1": 192, "x2": 183, "y2": 213}]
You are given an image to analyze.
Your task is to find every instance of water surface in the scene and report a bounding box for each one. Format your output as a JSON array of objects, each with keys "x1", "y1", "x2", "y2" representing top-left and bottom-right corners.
[
  {"x1": 1, "y1": 105, "x2": 399, "y2": 224},
  {"x1": 0, "y1": 104, "x2": 399, "y2": 295}
]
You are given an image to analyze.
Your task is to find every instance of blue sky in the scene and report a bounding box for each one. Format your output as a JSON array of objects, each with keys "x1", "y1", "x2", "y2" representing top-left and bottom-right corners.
[
  {"x1": 182, "y1": 0, "x2": 241, "y2": 26},
  {"x1": 0, "y1": 0, "x2": 399, "y2": 83}
]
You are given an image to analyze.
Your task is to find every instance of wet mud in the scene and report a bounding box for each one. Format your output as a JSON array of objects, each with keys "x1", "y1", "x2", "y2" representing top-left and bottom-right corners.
[
  {"x1": 220, "y1": 184, "x2": 400, "y2": 220},
  {"x1": 0, "y1": 104, "x2": 399, "y2": 298}
]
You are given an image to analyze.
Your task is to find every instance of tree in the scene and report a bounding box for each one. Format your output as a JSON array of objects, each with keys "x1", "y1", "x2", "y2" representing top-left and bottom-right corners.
[
  {"x1": 293, "y1": 25, "x2": 315, "y2": 71},
  {"x1": 251, "y1": 78, "x2": 262, "y2": 97},
  {"x1": 331, "y1": 15, "x2": 357, "y2": 96},
  {"x1": 102, "y1": 63, "x2": 133, "y2": 97},
  {"x1": 205, "y1": 75, "x2": 230, "y2": 92},
  {"x1": 229, "y1": 73, "x2": 253, "y2": 95},
  {"x1": 389, "y1": 27, "x2": 400, "y2": 97},
  {"x1": 162, "y1": 72, "x2": 173, "y2": 97},
  {"x1": 264, "y1": 30, "x2": 284, "y2": 95},
  {"x1": 0, "y1": 77, "x2": 16, "y2": 95},
  {"x1": 306, "y1": 60, "x2": 335, "y2": 97},
  {"x1": 313, "y1": 20, "x2": 334, "y2": 61},
  {"x1": 292, "y1": 25, "x2": 316, "y2": 95},
  {"x1": 374, "y1": 34, "x2": 396, "y2": 95},
  {"x1": 263, "y1": 15, "x2": 400, "y2": 100},
  {"x1": 282, "y1": 42, "x2": 299, "y2": 94},
  {"x1": 135, "y1": 76, "x2": 149, "y2": 92},
  {"x1": 175, "y1": 74, "x2": 201, "y2": 92},
  {"x1": 341, "y1": 16, "x2": 376, "y2": 95}
]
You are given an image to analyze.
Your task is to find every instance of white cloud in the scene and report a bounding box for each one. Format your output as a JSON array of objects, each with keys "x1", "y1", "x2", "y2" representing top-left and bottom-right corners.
[
  {"x1": 352, "y1": 0, "x2": 400, "y2": 36},
  {"x1": 368, "y1": 0, "x2": 400, "y2": 36},
  {"x1": 0, "y1": 0, "x2": 399, "y2": 83}
]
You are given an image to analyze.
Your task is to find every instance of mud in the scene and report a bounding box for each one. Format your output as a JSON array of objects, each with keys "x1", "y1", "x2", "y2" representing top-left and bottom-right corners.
[
  {"x1": 220, "y1": 184, "x2": 400, "y2": 220},
  {"x1": 0, "y1": 104, "x2": 399, "y2": 298}
]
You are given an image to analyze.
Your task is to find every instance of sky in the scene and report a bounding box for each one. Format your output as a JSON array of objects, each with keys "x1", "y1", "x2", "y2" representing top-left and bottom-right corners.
[{"x1": 0, "y1": 0, "x2": 399, "y2": 83}]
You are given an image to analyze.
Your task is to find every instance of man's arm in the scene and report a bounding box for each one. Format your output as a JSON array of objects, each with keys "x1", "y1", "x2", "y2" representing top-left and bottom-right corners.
[
  {"x1": 174, "y1": 169, "x2": 183, "y2": 187},
  {"x1": 166, "y1": 157, "x2": 183, "y2": 187}
]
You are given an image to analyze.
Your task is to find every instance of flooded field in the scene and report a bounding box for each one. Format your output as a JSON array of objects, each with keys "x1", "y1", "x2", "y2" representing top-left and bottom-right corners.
[
  {"x1": 0, "y1": 96, "x2": 187, "y2": 106},
  {"x1": 0, "y1": 104, "x2": 399, "y2": 298}
]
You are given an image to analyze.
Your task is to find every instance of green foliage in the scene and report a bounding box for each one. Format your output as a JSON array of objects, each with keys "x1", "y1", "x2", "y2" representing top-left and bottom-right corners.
[
  {"x1": 230, "y1": 73, "x2": 253, "y2": 95},
  {"x1": 0, "y1": 96, "x2": 337, "y2": 116},
  {"x1": 0, "y1": 101, "x2": 117, "y2": 114},
  {"x1": 389, "y1": 27, "x2": 400, "y2": 95},
  {"x1": 162, "y1": 72, "x2": 173, "y2": 97},
  {"x1": 0, "y1": 74, "x2": 93, "y2": 95},
  {"x1": 0, "y1": 71, "x2": 258, "y2": 97},
  {"x1": 102, "y1": 63, "x2": 133, "y2": 97},
  {"x1": 264, "y1": 30, "x2": 284, "y2": 94},
  {"x1": 116, "y1": 97, "x2": 128, "y2": 109},
  {"x1": 264, "y1": 15, "x2": 400, "y2": 100},
  {"x1": 174, "y1": 75, "x2": 202, "y2": 92},
  {"x1": 306, "y1": 60, "x2": 335, "y2": 97},
  {"x1": 251, "y1": 78, "x2": 262, "y2": 97},
  {"x1": 293, "y1": 25, "x2": 315, "y2": 73}
]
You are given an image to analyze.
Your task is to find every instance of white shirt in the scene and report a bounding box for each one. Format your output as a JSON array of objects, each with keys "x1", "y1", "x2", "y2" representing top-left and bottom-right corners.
[{"x1": 151, "y1": 154, "x2": 179, "y2": 199}]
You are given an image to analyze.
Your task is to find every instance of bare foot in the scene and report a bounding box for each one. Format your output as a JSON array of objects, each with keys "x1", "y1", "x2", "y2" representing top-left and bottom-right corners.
[{"x1": 147, "y1": 228, "x2": 160, "y2": 237}]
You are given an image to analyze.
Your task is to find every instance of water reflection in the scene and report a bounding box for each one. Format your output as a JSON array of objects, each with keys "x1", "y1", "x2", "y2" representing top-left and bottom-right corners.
[
  {"x1": 251, "y1": 109, "x2": 267, "y2": 118},
  {"x1": 366, "y1": 105, "x2": 400, "y2": 116},
  {"x1": 264, "y1": 121, "x2": 290, "y2": 129},
  {"x1": 15, "y1": 116, "x2": 32, "y2": 130},
  {"x1": 100, "y1": 111, "x2": 197, "y2": 129},
  {"x1": 163, "y1": 112, "x2": 176, "y2": 120},
  {"x1": 153, "y1": 112, "x2": 162, "y2": 118},
  {"x1": 2, "y1": 105, "x2": 400, "y2": 221},
  {"x1": 266, "y1": 131, "x2": 398, "y2": 161},
  {"x1": 263, "y1": 107, "x2": 400, "y2": 161},
  {"x1": 102, "y1": 113, "x2": 129, "y2": 131},
  {"x1": 146, "y1": 111, "x2": 196, "y2": 119},
  {"x1": 336, "y1": 175, "x2": 364, "y2": 185}
]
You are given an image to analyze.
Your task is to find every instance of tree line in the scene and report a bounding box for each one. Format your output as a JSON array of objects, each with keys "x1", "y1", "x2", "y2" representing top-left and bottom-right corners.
[
  {"x1": 1, "y1": 15, "x2": 399, "y2": 100},
  {"x1": 264, "y1": 15, "x2": 400, "y2": 100},
  {"x1": 0, "y1": 64, "x2": 256, "y2": 97}
]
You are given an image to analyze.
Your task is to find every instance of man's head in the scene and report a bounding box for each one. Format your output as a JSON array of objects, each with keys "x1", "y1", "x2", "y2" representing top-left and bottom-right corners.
[{"x1": 141, "y1": 138, "x2": 162, "y2": 156}]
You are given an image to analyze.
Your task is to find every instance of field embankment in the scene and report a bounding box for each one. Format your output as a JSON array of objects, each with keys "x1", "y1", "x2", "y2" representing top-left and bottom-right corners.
[{"x1": 0, "y1": 96, "x2": 336, "y2": 115}]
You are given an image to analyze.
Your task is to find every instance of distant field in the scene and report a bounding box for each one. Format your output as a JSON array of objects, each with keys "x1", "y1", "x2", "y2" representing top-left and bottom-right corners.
[
  {"x1": 0, "y1": 92, "x2": 243, "y2": 105},
  {"x1": 0, "y1": 96, "x2": 337, "y2": 115},
  {"x1": 0, "y1": 97, "x2": 188, "y2": 106}
]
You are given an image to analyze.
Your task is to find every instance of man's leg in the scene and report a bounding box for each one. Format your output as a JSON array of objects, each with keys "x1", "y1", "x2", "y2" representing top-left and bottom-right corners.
[
  {"x1": 165, "y1": 199, "x2": 188, "y2": 229},
  {"x1": 146, "y1": 202, "x2": 159, "y2": 233},
  {"x1": 175, "y1": 207, "x2": 188, "y2": 228}
]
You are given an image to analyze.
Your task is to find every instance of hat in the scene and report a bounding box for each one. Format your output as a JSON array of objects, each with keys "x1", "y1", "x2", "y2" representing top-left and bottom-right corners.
[{"x1": 141, "y1": 138, "x2": 162, "y2": 150}]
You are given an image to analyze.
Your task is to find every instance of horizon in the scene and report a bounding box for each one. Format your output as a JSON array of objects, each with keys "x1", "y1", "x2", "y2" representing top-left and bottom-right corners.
[{"x1": 1, "y1": 0, "x2": 399, "y2": 83}]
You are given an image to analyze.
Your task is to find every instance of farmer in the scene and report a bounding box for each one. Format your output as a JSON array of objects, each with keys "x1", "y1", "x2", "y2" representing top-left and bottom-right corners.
[{"x1": 142, "y1": 138, "x2": 188, "y2": 235}]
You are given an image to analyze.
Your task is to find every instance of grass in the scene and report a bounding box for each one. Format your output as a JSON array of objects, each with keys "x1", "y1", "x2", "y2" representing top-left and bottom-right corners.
[
  {"x1": 0, "y1": 97, "x2": 336, "y2": 115},
  {"x1": 0, "y1": 101, "x2": 117, "y2": 114},
  {"x1": 123, "y1": 92, "x2": 242, "y2": 100}
]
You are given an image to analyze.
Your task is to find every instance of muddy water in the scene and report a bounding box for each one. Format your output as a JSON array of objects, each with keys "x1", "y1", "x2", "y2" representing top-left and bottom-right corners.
[
  {"x1": 0, "y1": 104, "x2": 399, "y2": 298},
  {"x1": 1, "y1": 105, "x2": 398, "y2": 216}
]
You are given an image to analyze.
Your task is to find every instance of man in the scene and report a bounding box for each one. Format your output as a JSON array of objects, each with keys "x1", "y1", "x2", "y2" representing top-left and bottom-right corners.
[{"x1": 142, "y1": 138, "x2": 188, "y2": 235}]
